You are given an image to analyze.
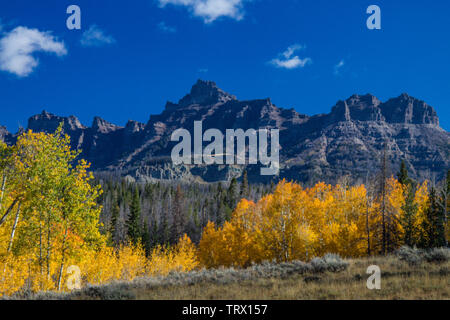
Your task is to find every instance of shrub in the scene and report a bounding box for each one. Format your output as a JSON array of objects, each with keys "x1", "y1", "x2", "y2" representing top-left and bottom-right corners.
[
  {"x1": 77, "y1": 285, "x2": 136, "y2": 300},
  {"x1": 424, "y1": 248, "x2": 450, "y2": 263},
  {"x1": 311, "y1": 254, "x2": 348, "y2": 273},
  {"x1": 395, "y1": 246, "x2": 450, "y2": 265},
  {"x1": 395, "y1": 246, "x2": 424, "y2": 265},
  {"x1": 322, "y1": 253, "x2": 349, "y2": 272}
]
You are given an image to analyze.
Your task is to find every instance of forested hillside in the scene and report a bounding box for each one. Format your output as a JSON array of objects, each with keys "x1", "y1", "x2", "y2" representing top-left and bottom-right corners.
[{"x1": 96, "y1": 171, "x2": 273, "y2": 250}]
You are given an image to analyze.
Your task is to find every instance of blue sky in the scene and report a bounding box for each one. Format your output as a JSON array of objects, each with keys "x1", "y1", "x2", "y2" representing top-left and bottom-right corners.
[{"x1": 1, "y1": 0, "x2": 449, "y2": 132}]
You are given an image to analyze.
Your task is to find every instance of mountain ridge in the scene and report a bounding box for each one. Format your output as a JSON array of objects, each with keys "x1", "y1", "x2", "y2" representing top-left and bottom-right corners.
[{"x1": 1, "y1": 80, "x2": 448, "y2": 184}]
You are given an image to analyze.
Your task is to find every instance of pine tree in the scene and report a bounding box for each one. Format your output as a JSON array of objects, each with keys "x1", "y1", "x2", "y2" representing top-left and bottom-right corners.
[
  {"x1": 401, "y1": 183, "x2": 418, "y2": 246},
  {"x1": 227, "y1": 177, "x2": 238, "y2": 210},
  {"x1": 435, "y1": 183, "x2": 447, "y2": 247},
  {"x1": 397, "y1": 160, "x2": 410, "y2": 185},
  {"x1": 160, "y1": 215, "x2": 170, "y2": 245},
  {"x1": 379, "y1": 141, "x2": 389, "y2": 255},
  {"x1": 216, "y1": 183, "x2": 225, "y2": 225},
  {"x1": 240, "y1": 170, "x2": 249, "y2": 199},
  {"x1": 396, "y1": 160, "x2": 419, "y2": 247},
  {"x1": 142, "y1": 221, "x2": 151, "y2": 256},
  {"x1": 109, "y1": 193, "x2": 120, "y2": 246},
  {"x1": 151, "y1": 220, "x2": 159, "y2": 247},
  {"x1": 437, "y1": 170, "x2": 449, "y2": 247},
  {"x1": 171, "y1": 185, "x2": 185, "y2": 244},
  {"x1": 127, "y1": 186, "x2": 142, "y2": 245},
  {"x1": 420, "y1": 187, "x2": 446, "y2": 248}
]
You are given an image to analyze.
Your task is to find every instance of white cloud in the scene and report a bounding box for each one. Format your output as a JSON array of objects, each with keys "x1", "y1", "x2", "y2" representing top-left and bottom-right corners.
[
  {"x1": 281, "y1": 44, "x2": 303, "y2": 59},
  {"x1": 158, "y1": 0, "x2": 245, "y2": 23},
  {"x1": 158, "y1": 21, "x2": 177, "y2": 33},
  {"x1": 334, "y1": 60, "x2": 345, "y2": 75},
  {"x1": 0, "y1": 26, "x2": 67, "y2": 77},
  {"x1": 80, "y1": 25, "x2": 116, "y2": 47},
  {"x1": 269, "y1": 44, "x2": 312, "y2": 70},
  {"x1": 271, "y1": 56, "x2": 312, "y2": 69}
]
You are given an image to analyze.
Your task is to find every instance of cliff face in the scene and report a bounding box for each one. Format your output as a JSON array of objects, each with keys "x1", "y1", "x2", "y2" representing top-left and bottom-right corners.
[
  {"x1": 2, "y1": 80, "x2": 449, "y2": 184},
  {"x1": 20, "y1": 111, "x2": 145, "y2": 170},
  {"x1": 0, "y1": 126, "x2": 13, "y2": 145}
]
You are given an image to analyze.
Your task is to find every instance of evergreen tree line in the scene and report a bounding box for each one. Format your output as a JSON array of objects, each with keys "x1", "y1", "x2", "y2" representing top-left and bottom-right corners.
[
  {"x1": 397, "y1": 161, "x2": 449, "y2": 249},
  {"x1": 96, "y1": 171, "x2": 275, "y2": 254},
  {"x1": 97, "y1": 160, "x2": 449, "y2": 256}
]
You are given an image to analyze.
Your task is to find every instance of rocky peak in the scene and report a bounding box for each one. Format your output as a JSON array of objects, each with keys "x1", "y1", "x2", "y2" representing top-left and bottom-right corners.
[
  {"x1": 0, "y1": 126, "x2": 10, "y2": 138},
  {"x1": 92, "y1": 117, "x2": 121, "y2": 134},
  {"x1": 177, "y1": 80, "x2": 237, "y2": 107},
  {"x1": 329, "y1": 94, "x2": 383, "y2": 122},
  {"x1": 381, "y1": 94, "x2": 439, "y2": 126},
  {"x1": 329, "y1": 100, "x2": 351, "y2": 122},
  {"x1": 28, "y1": 110, "x2": 84, "y2": 133},
  {"x1": 28, "y1": 110, "x2": 55, "y2": 123},
  {"x1": 66, "y1": 116, "x2": 85, "y2": 130},
  {"x1": 0, "y1": 126, "x2": 14, "y2": 145},
  {"x1": 346, "y1": 94, "x2": 381, "y2": 109},
  {"x1": 125, "y1": 120, "x2": 145, "y2": 134}
]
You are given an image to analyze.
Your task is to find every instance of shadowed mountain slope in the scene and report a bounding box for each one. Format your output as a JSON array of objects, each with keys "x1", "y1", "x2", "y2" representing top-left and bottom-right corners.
[{"x1": 2, "y1": 80, "x2": 449, "y2": 184}]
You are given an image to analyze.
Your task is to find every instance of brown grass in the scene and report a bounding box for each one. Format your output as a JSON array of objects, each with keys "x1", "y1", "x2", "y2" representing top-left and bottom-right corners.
[
  {"x1": 130, "y1": 256, "x2": 449, "y2": 300},
  {"x1": 8, "y1": 253, "x2": 448, "y2": 300}
]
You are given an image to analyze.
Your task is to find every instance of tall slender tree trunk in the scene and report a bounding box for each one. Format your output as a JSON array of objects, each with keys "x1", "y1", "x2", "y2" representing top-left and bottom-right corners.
[
  {"x1": 8, "y1": 203, "x2": 21, "y2": 252},
  {"x1": 46, "y1": 210, "x2": 52, "y2": 281},
  {"x1": 0, "y1": 198, "x2": 19, "y2": 227},
  {"x1": 439, "y1": 180, "x2": 449, "y2": 247},
  {"x1": 445, "y1": 191, "x2": 448, "y2": 247},
  {"x1": 38, "y1": 216, "x2": 44, "y2": 289},
  {"x1": 0, "y1": 175, "x2": 6, "y2": 211},
  {"x1": 380, "y1": 142, "x2": 388, "y2": 255},
  {"x1": 2, "y1": 203, "x2": 21, "y2": 283},
  {"x1": 366, "y1": 197, "x2": 371, "y2": 256},
  {"x1": 57, "y1": 226, "x2": 68, "y2": 291}
]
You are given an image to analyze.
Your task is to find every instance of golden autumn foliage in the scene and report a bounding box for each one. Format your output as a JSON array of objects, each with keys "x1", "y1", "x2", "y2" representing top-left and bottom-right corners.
[
  {"x1": 0, "y1": 128, "x2": 105, "y2": 294},
  {"x1": 0, "y1": 128, "x2": 198, "y2": 297},
  {"x1": 147, "y1": 234, "x2": 199, "y2": 276},
  {"x1": 414, "y1": 181, "x2": 431, "y2": 241},
  {"x1": 199, "y1": 179, "x2": 434, "y2": 268},
  {"x1": 198, "y1": 200, "x2": 265, "y2": 268},
  {"x1": 78, "y1": 236, "x2": 198, "y2": 285}
]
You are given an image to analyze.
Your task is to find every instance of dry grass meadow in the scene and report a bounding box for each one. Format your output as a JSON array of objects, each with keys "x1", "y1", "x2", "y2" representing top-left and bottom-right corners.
[
  {"x1": 133, "y1": 258, "x2": 450, "y2": 300},
  {"x1": 130, "y1": 255, "x2": 449, "y2": 300},
  {"x1": 4, "y1": 247, "x2": 447, "y2": 300}
]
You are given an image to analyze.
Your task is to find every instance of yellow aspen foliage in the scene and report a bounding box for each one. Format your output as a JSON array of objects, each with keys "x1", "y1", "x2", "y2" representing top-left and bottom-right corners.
[
  {"x1": 224, "y1": 199, "x2": 265, "y2": 267},
  {"x1": 375, "y1": 177, "x2": 411, "y2": 251},
  {"x1": 172, "y1": 234, "x2": 199, "y2": 272},
  {"x1": 197, "y1": 222, "x2": 225, "y2": 268},
  {"x1": 116, "y1": 243, "x2": 148, "y2": 281},
  {"x1": 319, "y1": 184, "x2": 370, "y2": 258},
  {"x1": 199, "y1": 180, "x2": 375, "y2": 266},
  {"x1": 199, "y1": 199, "x2": 265, "y2": 268},
  {"x1": 148, "y1": 234, "x2": 199, "y2": 276},
  {"x1": 78, "y1": 245, "x2": 121, "y2": 285},
  {"x1": 0, "y1": 128, "x2": 202, "y2": 297},
  {"x1": 258, "y1": 181, "x2": 318, "y2": 262},
  {"x1": 0, "y1": 253, "x2": 32, "y2": 296},
  {"x1": 198, "y1": 177, "x2": 437, "y2": 268},
  {"x1": 413, "y1": 181, "x2": 430, "y2": 241}
]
